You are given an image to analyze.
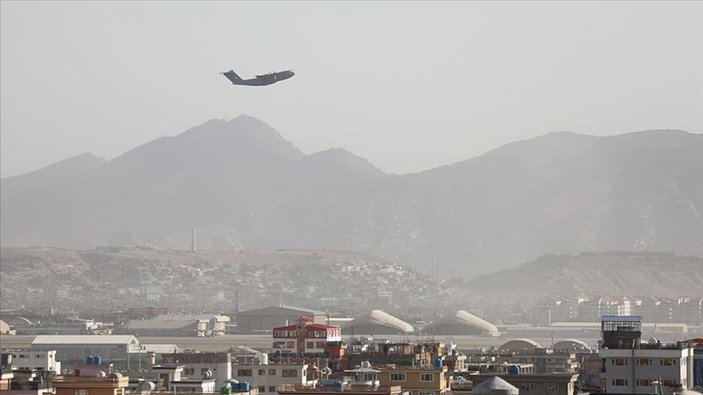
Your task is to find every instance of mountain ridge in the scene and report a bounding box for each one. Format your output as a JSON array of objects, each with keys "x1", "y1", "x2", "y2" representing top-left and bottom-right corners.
[{"x1": 2, "y1": 116, "x2": 701, "y2": 277}]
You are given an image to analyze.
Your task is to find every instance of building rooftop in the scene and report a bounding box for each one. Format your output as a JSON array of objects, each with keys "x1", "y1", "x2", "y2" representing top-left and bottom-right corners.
[
  {"x1": 32, "y1": 335, "x2": 138, "y2": 345},
  {"x1": 421, "y1": 310, "x2": 499, "y2": 336},
  {"x1": 277, "y1": 384, "x2": 401, "y2": 394},
  {"x1": 342, "y1": 310, "x2": 413, "y2": 334}
]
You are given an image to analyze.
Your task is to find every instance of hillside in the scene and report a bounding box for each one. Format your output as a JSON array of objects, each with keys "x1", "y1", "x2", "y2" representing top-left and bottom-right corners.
[
  {"x1": 0, "y1": 247, "x2": 451, "y2": 317},
  {"x1": 1, "y1": 116, "x2": 702, "y2": 277},
  {"x1": 467, "y1": 252, "x2": 703, "y2": 297}
]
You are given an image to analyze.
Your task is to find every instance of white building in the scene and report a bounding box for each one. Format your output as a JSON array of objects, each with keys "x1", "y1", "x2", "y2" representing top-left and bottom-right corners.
[
  {"x1": 161, "y1": 352, "x2": 231, "y2": 389},
  {"x1": 1, "y1": 349, "x2": 61, "y2": 373},
  {"x1": 233, "y1": 363, "x2": 312, "y2": 395},
  {"x1": 601, "y1": 346, "x2": 694, "y2": 393},
  {"x1": 599, "y1": 316, "x2": 695, "y2": 394},
  {"x1": 31, "y1": 335, "x2": 140, "y2": 363}
]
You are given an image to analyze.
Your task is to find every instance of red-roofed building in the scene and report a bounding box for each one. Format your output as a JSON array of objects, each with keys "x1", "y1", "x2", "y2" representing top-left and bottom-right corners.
[{"x1": 273, "y1": 317, "x2": 342, "y2": 354}]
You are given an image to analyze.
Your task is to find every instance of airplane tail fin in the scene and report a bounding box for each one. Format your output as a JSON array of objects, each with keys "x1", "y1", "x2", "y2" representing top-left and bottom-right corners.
[{"x1": 221, "y1": 70, "x2": 242, "y2": 84}]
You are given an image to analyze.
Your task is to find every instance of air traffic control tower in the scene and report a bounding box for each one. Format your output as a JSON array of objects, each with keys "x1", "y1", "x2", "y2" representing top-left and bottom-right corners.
[{"x1": 601, "y1": 315, "x2": 642, "y2": 349}]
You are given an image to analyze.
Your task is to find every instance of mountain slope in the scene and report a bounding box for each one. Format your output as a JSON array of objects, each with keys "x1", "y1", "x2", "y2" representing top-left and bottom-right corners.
[
  {"x1": 466, "y1": 252, "x2": 703, "y2": 297},
  {"x1": 1, "y1": 118, "x2": 701, "y2": 277}
]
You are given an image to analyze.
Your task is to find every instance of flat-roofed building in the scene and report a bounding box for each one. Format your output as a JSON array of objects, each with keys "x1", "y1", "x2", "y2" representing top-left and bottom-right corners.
[
  {"x1": 599, "y1": 315, "x2": 695, "y2": 394},
  {"x1": 378, "y1": 366, "x2": 449, "y2": 395},
  {"x1": 1, "y1": 349, "x2": 61, "y2": 373},
  {"x1": 161, "y1": 351, "x2": 231, "y2": 388},
  {"x1": 31, "y1": 335, "x2": 140, "y2": 363},
  {"x1": 52, "y1": 374, "x2": 129, "y2": 395},
  {"x1": 273, "y1": 317, "x2": 341, "y2": 355},
  {"x1": 115, "y1": 314, "x2": 229, "y2": 337},
  {"x1": 277, "y1": 384, "x2": 402, "y2": 395},
  {"x1": 233, "y1": 363, "x2": 311, "y2": 395}
]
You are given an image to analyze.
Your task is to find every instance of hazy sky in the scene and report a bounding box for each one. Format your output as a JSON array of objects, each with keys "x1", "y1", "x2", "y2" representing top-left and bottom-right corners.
[{"x1": 1, "y1": 1, "x2": 702, "y2": 177}]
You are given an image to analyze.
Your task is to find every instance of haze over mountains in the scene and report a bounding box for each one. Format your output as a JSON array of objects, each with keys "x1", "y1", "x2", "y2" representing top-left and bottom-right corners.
[{"x1": 2, "y1": 115, "x2": 701, "y2": 277}]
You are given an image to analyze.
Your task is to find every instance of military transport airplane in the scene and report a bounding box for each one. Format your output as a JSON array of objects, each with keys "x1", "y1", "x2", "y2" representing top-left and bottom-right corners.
[{"x1": 221, "y1": 69, "x2": 295, "y2": 86}]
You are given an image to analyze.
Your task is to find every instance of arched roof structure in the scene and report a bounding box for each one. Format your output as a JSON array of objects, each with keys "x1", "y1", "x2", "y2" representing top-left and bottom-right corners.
[
  {"x1": 497, "y1": 338, "x2": 541, "y2": 353},
  {"x1": 341, "y1": 310, "x2": 414, "y2": 335},
  {"x1": 552, "y1": 339, "x2": 592, "y2": 351},
  {"x1": 421, "y1": 310, "x2": 499, "y2": 336}
]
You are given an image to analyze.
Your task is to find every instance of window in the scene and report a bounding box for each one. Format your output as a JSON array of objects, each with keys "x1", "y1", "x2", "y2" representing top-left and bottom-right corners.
[
  {"x1": 637, "y1": 359, "x2": 652, "y2": 366},
  {"x1": 662, "y1": 379, "x2": 677, "y2": 387},
  {"x1": 74, "y1": 390, "x2": 88, "y2": 395},
  {"x1": 282, "y1": 369, "x2": 297, "y2": 377},
  {"x1": 661, "y1": 359, "x2": 676, "y2": 366},
  {"x1": 390, "y1": 373, "x2": 406, "y2": 382},
  {"x1": 612, "y1": 358, "x2": 627, "y2": 366},
  {"x1": 184, "y1": 368, "x2": 195, "y2": 375},
  {"x1": 520, "y1": 383, "x2": 535, "y2": 390},
  {"x1": 418, "y1": 391, "x2": 434, "y2": 395},
  {"x1": 269, "y1": 386, "x2": 277, "y2": 393},
  {"x1": 237, "y1": 369, "x2": 253, "y2": 377},
  {"x1": 269, "y1": 369, "x2": 276, "y2": 375},
  {"x1": 258, "y1": 369, "x2": 266, "y2": 376},
  {"x1": 545, "y1": 383, "x2": 557, "y2": 392},
  {"x1": 637, "y1": 379, "x2": 652, "y2": 386},
  {"x1": 258, "y1": 386, "x2": 266, "y2": 393},
  {"x1": 306, "y1": 341, "x2": 315, "y2": 349},
  {"x1": 612, "y1": 379, "x2": 628, "y2": 386},
  {"x1": 36, "y1": 354, "x2": 41, "y2": 358},
  {"x1": 420, "y1": 373, "x2": 434, "y2": 382}
]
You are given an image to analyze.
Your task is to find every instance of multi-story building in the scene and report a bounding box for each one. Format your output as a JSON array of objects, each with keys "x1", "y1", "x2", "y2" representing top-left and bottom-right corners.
[
  {"x1": 377, "y1": 366, "x2": 449, "y2": 395},
  {"x1": 151, "y1": 364, "x2": 227, "y2": 394},
  {"x1": 161, "y1": 351, "x2": 231, "y2": 389},
  {"x1": 346, "y1": 342, "x2": 438, "y2": 370},
  {"x1": 52, "y1": 374, "x2": 129, "y2": 395},
  {"x1": 277, "y1": 365, "x2": 402, "y2": 395},
  {"x1": 598, "y1": 315, "x2": 695, "y2": 394},
  {"x1": 272, "y1": 318, "x2": 341, "y2": 355},
  {"x1": 233, "y1": 363, "x2": 311, "y2": 395},
  {"x1": 1, "y1": 349, "x2": 61, "y2": 373},
  {"x1": 277, "y1": 384, "x2": 401, "y2": 395},
  {"x1": 237, "y1": 306, "x2": 329, "y2": 334},
  {"x1": 497, "y1": 348, "x2": 578, "y2": 374}
]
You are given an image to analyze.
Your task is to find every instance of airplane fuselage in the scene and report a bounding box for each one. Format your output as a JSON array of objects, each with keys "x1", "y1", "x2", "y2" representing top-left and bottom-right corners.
[{"x1": 222, "y1": 69, "x2": 294, "y2": 86}]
